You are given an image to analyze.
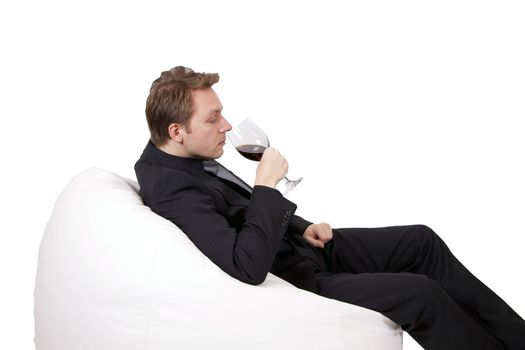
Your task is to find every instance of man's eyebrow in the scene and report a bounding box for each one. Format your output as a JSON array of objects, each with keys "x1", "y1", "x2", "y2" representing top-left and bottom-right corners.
[{"x1": 204, "y1": 108, "x2": 222, "y2": 119}]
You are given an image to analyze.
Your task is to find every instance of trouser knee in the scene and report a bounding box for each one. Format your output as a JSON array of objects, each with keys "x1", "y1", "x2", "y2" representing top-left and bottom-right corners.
[
  {"x1": 411, "y1": 224, "x2": 447, "y2": 254},
  {"x1": 414, "y1": 224, "x2": 438, "y2": 241}
]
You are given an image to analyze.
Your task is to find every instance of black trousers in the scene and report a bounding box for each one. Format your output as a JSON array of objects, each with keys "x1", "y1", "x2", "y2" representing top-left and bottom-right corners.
[{"x1": 311, "y1": 225, "x2": 525, "y2": 350}]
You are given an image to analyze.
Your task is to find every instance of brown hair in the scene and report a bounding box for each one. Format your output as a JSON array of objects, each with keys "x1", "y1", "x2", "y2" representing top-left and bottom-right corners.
[{"x1": 146, "y1": 66, "x2": 220, "y2": 146}]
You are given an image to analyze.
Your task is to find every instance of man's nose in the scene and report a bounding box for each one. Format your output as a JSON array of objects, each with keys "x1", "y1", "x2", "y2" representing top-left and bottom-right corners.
[{"x1": 220, "y1": 117, "x2": 232, "y2": 132}]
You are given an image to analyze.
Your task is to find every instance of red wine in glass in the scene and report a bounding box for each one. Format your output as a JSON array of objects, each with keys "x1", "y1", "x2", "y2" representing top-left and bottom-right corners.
[
  {"x1": 235, "y1": 144, "x2": 267, "y2": 161},
  {"x1": 227, "y1": 118, "x2": 302, "y2": 195}
]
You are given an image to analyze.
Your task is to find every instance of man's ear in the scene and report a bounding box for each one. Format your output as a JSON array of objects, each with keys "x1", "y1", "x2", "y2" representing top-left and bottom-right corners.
[{"x1": 167, "y1": 123, "x2": 185, "y2": 143}]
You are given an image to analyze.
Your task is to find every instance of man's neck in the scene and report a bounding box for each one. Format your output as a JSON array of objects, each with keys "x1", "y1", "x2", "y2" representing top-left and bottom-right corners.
[
  {"x1": 158, "y1": 142, "x2": 188, "y2": 158},
  {"x1": 157, "y1": 141, "x2": 212, "y2": 161}
]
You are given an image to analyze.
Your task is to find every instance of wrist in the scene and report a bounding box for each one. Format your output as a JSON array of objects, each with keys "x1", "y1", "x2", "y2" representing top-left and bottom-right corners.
[{"x1": 254, "y1": 176, "x2": 279, "y2": 188}]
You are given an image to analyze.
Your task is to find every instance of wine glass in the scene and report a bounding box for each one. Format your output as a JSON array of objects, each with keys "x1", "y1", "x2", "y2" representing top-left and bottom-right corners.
[{"x1": 227, "y1": 118, "x2": 302, "y2": 195}]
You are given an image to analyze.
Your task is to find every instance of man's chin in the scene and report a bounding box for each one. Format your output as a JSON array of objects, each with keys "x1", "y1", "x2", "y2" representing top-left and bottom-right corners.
[
  {"x1": 214, "y1": 149, "x2": 224, "y2": 159},
  {"x1": 203, "y1": 149, "x2": 224, "y2": 160}
]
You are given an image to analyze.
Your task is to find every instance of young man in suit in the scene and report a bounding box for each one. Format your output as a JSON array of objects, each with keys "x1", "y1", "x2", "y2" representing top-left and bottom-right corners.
[{"x1": 135, "y1": 66, "x2": 525, "y2": 350}]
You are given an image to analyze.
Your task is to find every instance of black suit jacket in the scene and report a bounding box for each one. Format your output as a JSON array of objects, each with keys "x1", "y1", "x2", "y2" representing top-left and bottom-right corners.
[{"x1": 135, "y1": 141, "x2": 324, "y2": 292}]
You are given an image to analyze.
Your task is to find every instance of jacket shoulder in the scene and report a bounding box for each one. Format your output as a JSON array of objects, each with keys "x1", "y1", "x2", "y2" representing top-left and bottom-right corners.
[{"x1": 136, "y1": 163, "x2": 209, "y2": 206}]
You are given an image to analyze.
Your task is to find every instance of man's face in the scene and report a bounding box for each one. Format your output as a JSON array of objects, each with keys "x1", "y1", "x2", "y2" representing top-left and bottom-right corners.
[{"x1": 180, "y1": 88, "x2": 232, "y2": 160}]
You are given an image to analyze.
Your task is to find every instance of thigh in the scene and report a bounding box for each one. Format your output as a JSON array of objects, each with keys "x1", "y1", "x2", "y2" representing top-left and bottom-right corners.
[{"x1": 324, "y1": 225, "x2": 435, "y2": 274}]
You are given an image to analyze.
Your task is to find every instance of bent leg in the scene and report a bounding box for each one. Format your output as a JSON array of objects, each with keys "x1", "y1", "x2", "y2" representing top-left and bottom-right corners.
[
  {"x1": 316, "y1": 272, "x2": 504, "y2": 350},
  {"x1": 324, "y1": 225, "x2": 525, "y2": 349}
]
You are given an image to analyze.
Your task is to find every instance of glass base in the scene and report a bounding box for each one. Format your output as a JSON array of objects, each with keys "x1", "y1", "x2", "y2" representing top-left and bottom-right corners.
[{"x1": 282, "y1": 176, "x2": 303, "y2": 196}]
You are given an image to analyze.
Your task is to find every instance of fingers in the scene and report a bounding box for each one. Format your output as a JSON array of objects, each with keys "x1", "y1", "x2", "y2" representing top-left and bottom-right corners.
[
  {"x1": 314, "y1": 241, "x2": 325, "y2": 249},
  {"x1": 303, "y1": 223, "x2": 333, "y2": 249},
  {"x1": 254, "y1": 147, "x2": 289, "y2": 188},
  {"x1": 261, "y1": 148, "x2": 288, "y2": 174},
  {"x1": 305, "y1": 235, "x2": 325, "y2": 249},
  {"x1": 317, "y1": 223, "x2": 333, "y2": 243}
]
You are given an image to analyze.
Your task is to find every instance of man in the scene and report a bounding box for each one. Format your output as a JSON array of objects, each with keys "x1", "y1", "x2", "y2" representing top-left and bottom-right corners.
[{"x1": 135, "y1": 66, "x2": 525, "y2": 350}]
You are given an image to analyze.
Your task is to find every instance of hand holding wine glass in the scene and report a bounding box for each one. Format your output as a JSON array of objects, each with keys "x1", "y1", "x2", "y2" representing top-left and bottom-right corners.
[
  {"x1": 227, "y1": 118, "x2": 302, "y2": 195},
  {"x1": 254, "y1": 147, "x2": 289, "y2": 188}
]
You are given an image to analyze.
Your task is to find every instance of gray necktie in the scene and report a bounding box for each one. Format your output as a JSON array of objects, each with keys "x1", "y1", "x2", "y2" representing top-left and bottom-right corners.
[{"x1": 203, "y1": 161, "x2": 253, "y2": 194}]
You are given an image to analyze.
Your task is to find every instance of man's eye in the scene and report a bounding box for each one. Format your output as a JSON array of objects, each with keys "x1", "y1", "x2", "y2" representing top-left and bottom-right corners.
[{"x1": 209, "y1": 115, "x2": 220, "y2": 123}]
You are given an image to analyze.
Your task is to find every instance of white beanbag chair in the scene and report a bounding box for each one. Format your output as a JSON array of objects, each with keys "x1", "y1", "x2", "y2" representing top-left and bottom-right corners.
[{"x1": 34, "y1": 167, "x2": 403, "y2": 350}]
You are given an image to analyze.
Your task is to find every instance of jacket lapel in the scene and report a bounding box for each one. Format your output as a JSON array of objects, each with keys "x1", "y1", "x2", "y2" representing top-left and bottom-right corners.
[{"x1": 201, "y1": 174, "x2": 251, "y2": 207}]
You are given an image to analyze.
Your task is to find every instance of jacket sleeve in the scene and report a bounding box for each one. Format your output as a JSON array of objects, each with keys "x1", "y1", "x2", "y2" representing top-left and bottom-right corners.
[
  {"x1": 151, "y1": 177, "x2": 297, "y2": 285},
  {"x1": 288, "y1": 215, "x2": 313, "y2": 237}
]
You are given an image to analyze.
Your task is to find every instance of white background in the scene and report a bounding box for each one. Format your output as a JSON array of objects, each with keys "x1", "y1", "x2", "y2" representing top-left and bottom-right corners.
[{"x1": 1, "y1": 1, "x2": 524, "y2": 349}]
